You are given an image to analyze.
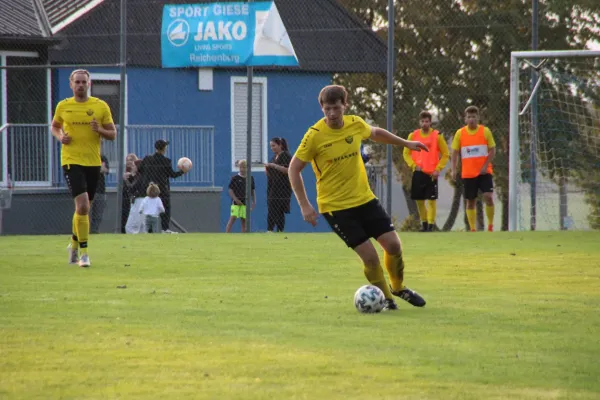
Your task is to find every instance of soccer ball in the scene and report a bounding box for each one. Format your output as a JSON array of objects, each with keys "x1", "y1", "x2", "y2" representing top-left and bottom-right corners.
[
  {"x1": 177, "y1": 157, "x2": 193, "y2": 172},
  {"x1": 354, "y1": 285, "x2": 385, "y2": 313}
]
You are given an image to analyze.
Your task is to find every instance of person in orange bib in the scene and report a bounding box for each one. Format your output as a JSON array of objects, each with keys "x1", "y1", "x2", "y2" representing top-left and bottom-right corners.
[
  {"x1": 450, "y1": 106, "x2": 496, "y2": 232},
  {"x1": 403, "y1": 111, "x2": 449, "y2": 231}
]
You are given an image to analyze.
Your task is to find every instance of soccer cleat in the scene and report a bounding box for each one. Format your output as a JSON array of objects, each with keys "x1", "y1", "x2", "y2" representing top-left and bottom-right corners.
[
  {"x1": 382, "y1": 299, "x2": 398, "y2": 311},
  {"x1": 162, "y1": 229, "x2": 178, "y2": 234},
  {"x1": 419, "y1": 222, "x2": 429, "y2": 232},
  {"x1": 487, "y1": 224, "x2": 493, "y2": 232},
  {"x1": 78, "y1": 254, "x2": 91, "y2": 268},
  {"x1": 391, "y1": 286, "x2": 426, "y2": 307},
  {"x1": 67, "y1": 243, "x2": 79, "y2": 265}
]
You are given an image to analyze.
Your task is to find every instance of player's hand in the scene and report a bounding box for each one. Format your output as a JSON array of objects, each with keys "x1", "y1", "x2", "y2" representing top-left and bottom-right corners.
[
  {"x1": 432, "y1": 170, "x2": 440, "y2": 179},
  {"x1": 300, "y1": 204, "x2": 318, "y2": 227},
  {"x1": 235, "y1": 199, "x2": 243, "y2": 206},
  {"x1": 90, "y1": 118, "x2": 99, "y2": 133},
  {"x1": 479, "y1": 165, "x2": 488, "y2": 174},
  {"x1": 60, "y1": 133, "x2": 72, "y2": 144},
  {"x1": 407, "y1": 140, "x2": 429, "y2": 152}
]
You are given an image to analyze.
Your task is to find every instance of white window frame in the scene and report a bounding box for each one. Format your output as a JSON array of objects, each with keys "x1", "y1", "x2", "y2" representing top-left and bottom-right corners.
[
  {"x1": 230, "y1": 76, "x2": 268, "y2": 172},
  {"x1": 0, "y1": 50, "x2": 51, "y2": 187},
  {"x1": 89, "y1": 73, "x2": 127, "y2": 169}
]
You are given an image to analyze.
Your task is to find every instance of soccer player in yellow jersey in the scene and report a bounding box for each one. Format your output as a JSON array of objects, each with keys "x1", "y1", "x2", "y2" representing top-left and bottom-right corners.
[
  {"x1": 51, "y1": 69, "x2": 116, "y2": 267},
  {"x1": 450, "y1": 106, "x2": 496, "y2": 232},
  {"x1": 403, "y1": 111, "x2": 449, "y2": 231},
  {"x1": 289, "y1": 85, "x2": 428, "y2": 310}
]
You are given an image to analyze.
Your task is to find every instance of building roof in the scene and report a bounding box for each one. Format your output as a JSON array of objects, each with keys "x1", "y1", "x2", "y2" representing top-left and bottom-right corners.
[
  {"x1": 43, "y1": 0, "x2": 106, "y2": 34},
  {"x1": 48, "y1": 0, "x2": 387, "y2": 73},
  {"x1": 0, "y1": 0, "x2": 45, "y2": 38},
  {"x1": 0, "y1": 0, "x2": 102, "y2": 41}
]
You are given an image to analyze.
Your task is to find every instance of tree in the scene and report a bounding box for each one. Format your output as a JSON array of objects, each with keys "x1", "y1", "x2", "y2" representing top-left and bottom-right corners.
[{"x1": 337, "y1": 0, "x2": 600, "y2": 230}]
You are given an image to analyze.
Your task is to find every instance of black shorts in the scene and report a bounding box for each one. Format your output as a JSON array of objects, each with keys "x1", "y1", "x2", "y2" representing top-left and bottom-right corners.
[
  {"x1": 410, "y1": 170, "x2": 438, "y2": 200},
  {"x1": 63, "y1": 164, "x2": 101, "y2": 201},
  {"x1": 463, "y1": 173, "x2": 494, "y2": 200},
  {"x1": 323, "y1": 198, "x2": 395, "y2": 249}
]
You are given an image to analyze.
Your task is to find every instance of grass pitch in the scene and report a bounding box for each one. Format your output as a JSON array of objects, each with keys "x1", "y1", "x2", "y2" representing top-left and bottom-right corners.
[{"x1": 1, "y1": 231, "x2": 599, "y2": 399}]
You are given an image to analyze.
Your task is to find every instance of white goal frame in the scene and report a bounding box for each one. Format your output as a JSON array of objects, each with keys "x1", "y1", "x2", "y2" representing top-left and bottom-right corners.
[{"x1": 508, "y1": 49, "x2": 600, "y2": 231}]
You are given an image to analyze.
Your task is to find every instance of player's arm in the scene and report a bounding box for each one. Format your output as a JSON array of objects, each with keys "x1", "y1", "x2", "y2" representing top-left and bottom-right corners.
[
  {"x1": 370, "y1": 127, "x2": 428, "y2": 152},
  {"x1": 51, "y1": 103, "x2": 71, "y2": 144},
  {"x1": 289, "y1": 156, "x2": 317, "y2": 226},
  {"x1": 92, "y1": 102, "x2": 117, "y2": 140},
  {"x1": 450, "y1": 131, "x2": 461, "y2": 179},
  {"x1": 402, "y1": 132, "x2": 417, "y2": 170},
  {"x1": 436, "y1": 135, "x2": 450, "y2": 172},
  {"x1": 480, "y1": 129, "x2": 497, "y2": 174},
  {"x1": 90, "y1": 118, "x2": 116, "y2": 140}
]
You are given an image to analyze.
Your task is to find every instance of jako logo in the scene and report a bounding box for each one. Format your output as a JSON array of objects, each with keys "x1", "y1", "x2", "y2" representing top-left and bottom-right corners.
[{"x1": 167, "y1": 19, "x2": 190, "y2": 47}]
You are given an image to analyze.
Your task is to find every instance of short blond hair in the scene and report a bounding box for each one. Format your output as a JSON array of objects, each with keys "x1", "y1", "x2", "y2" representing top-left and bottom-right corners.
[
  {"x1": 237, "y1": 159, "x2": 247, "y2": 168},
  {"x1": 70, "y1": 69, "x2": 90, "y2": 81},
  {"x1": 147, "y1": 182, "x2": 160, "y2": 198}
]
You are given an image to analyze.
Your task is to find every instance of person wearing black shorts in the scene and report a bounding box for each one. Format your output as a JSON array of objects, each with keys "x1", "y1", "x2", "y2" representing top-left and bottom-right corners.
[
  {"x1": 51, "y1": 69, "x2": 116, "y2": 267},
  {"x1": 450, "y1": 106, "x2": 497, "y2": 232},
  {"x1": 403, "y1": 111, "x2": 449, "y2": 231},
  {"x1": 289, "y1": 84, "x2": 428, "y2": 311}
]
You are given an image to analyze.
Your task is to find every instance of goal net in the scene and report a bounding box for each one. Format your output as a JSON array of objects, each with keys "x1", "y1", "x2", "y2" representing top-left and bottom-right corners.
[{"x1": 509, "y1": 50, "x2": 600, "y2": 231}]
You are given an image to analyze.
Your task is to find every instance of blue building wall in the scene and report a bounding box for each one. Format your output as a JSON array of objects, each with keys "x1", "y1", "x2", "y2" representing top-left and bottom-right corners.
[{"x1": 57, "y1": 68, "x2": 331, "y2": 233}]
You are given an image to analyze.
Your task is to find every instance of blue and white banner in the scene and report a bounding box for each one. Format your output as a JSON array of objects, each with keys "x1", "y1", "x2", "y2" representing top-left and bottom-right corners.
[{"x1": 161, "y1": 2, "x2": 299, "y2": 68}]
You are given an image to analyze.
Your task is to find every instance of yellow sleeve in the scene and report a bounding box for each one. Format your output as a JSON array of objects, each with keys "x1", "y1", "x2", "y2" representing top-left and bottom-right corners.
[
  {"x1": 294, "y1": 129, "x2": 318, "y2": 162},
  {"x1": 435, "y1": 134, "x2": 450, "y2": 171},
  {"x1": 484, "y1": 128, "x2": 496, "y2": 148},
  {"x1": 52, "y1": 101, "x2": 64, "y2": 124},
  {"x1": 451, "y1": 130, "x2": 462, "y2": 151},
  {"x1": 402, "y1": 132, "x2": 416, "y2": 170},
  {"x1": 100, "y1": 101, "x2": 114, "y2": 125},
  {"x1": 355, "y1": 116, "x2": 372, "y2": 140}
]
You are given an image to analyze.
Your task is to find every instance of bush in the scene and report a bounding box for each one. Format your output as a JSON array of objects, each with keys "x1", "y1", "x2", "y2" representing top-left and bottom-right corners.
[{"x1": 399, "y1": 214, "x2": 422, "y2": 232}]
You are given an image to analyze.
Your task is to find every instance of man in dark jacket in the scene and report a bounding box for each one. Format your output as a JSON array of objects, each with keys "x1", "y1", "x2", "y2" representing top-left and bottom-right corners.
[{"x1": 138, "y1": 139, "x2": 186, "y2": 232}]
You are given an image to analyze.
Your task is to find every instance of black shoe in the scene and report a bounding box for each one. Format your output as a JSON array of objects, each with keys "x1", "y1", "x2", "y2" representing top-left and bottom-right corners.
[
  {"x1": 391, "y1": 287, "x2": 426, "y2": 307},
  {"x1": 427, "y1": 224, "x2": 434, "y2": 232},
  {"x1": 383, "y1": 299, "x2": 398, "y2": 311},
  {"x1": 420, "y1": 222, "x2": 429, "y2": 232}
]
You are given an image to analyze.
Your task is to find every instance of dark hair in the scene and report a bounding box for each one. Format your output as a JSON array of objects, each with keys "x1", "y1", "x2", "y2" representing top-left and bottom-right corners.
[
  {"x1": 419, "y1": 110, "x2": 432, "y2": 121},
  {"x1": 465, "y1": 105, "x2": 479, "y2": 115},
  {"x1": 270, "y1": 137, "x2": 288, "y2": 152},
  {"x1": 318, "y1": 85, "x2": 348, "y2": 106}
]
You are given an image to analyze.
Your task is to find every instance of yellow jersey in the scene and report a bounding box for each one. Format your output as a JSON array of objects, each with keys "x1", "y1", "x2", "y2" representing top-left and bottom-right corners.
[
  {"x1": 53, "y1": 96, "x2": 114, "y2": 166},
  {"x1": 295, "y1": 115, "x2": 376, "y2": 213},
  {"x1": 451, "y1": 125, "x2": 496, "y2": 151}
]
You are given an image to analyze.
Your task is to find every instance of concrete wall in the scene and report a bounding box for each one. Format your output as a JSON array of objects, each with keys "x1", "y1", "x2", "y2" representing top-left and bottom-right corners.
[{"x1": 0, "y1": 188, "x2": 222, "y2": 235}]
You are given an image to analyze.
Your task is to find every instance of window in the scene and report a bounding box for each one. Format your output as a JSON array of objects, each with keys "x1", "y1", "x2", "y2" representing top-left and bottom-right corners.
[
  {"x1": 91, "y1": 80, "x2": 120, "y2": 121},
  {"x1": 230, "y1": 76, "x2": 268, "y2": 171}
]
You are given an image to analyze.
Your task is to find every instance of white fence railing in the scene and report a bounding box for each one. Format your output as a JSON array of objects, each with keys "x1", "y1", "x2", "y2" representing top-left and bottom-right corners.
[{"x1": 0, "y1": 124, "x2": 215, "y2": 188}]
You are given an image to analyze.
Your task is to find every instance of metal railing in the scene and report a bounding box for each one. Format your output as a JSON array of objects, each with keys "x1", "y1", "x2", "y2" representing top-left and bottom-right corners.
[{"x1": 0, "y1": 123, "x2": 215, "y2": 187}]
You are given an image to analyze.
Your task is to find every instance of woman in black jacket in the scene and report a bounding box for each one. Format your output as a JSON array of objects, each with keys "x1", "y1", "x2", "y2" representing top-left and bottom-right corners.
[{"x1": 265, "y1": 137, "x2": 292, "y2": 232}]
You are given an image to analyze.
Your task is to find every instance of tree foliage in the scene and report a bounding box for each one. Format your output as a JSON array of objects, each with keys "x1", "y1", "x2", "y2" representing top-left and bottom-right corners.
[{"x1": 337, "y1": 0, "x2": 600, "y2": 230}]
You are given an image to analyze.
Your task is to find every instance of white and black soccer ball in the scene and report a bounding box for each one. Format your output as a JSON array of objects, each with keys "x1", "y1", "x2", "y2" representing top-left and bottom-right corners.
[{"x1": 354, "y1": 285, "x2": 385, "y2": 313}]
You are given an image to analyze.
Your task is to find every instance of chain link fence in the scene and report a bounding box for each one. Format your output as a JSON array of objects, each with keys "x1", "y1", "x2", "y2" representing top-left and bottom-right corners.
[{"x1": 1, "y1": 0, "x2": 598, "y2": 235}]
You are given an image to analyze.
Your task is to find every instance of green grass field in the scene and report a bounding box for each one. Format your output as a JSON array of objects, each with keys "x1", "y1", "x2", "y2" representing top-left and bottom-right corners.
[{"x1": 1, "y1": 231, "x2": 599, "y2": 399}]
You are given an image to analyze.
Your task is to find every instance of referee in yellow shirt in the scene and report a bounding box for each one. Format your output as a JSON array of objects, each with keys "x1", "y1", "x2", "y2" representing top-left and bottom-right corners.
[
  {"x1": 51, "y1": 69, "x2": 116, "y2": 267},
  {"x1": 289, "y1": 85, "x2": 428, "y2": 311}
]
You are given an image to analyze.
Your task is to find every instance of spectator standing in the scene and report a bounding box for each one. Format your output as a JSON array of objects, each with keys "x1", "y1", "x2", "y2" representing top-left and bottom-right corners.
[
  {"x1": 138, "y1": 139, "x2": 186, "y2": 233},
  {"x1": 265, "y1": 137, "x2": 292, "y2": 232}
]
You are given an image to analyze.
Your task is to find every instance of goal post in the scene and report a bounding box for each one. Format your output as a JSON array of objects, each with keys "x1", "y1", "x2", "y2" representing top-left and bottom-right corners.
[{"x1": 509, "y1": 50, "x2": 600, "y2": 231}]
